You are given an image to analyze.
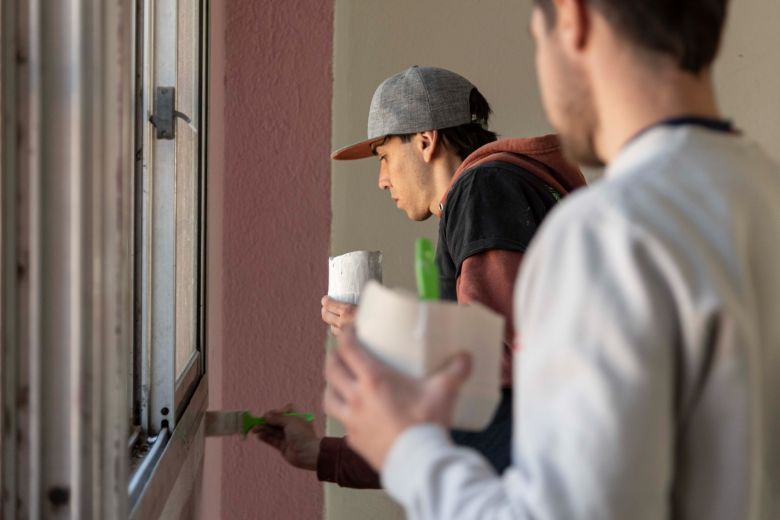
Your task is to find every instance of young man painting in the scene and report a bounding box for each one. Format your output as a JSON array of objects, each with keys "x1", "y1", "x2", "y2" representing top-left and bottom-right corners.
[{"x1": 257, "y1": 66, "x2": 584, "y2": 489}]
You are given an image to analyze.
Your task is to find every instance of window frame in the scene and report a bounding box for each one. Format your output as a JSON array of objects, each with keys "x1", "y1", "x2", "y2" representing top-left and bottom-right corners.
[
  {"x1": 132, "y1": 0, "x2": 208, "y2": 434},
  {"x1": 129, "y1": 0, "x2": 209, "y2": 514},
  {"x1": 0, "y1": 0, "x2": 209, "y2": 515}
]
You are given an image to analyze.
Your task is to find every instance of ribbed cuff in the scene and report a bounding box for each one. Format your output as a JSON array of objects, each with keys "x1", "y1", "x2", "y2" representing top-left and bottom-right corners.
[
  {"x1": 316, "y1": 437, "x2": 342, "y2": 483},
  {"x1": 381, "y1": 424, "x2": 452, "y2": 504}
]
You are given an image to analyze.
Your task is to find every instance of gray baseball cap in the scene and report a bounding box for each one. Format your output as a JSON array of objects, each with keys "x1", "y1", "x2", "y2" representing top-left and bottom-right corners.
[{"x1": 331, "y1": 66, "x2": 477, "y2": 160}]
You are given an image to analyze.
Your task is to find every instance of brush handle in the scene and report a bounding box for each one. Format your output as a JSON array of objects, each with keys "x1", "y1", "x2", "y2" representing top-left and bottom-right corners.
[{"x1": 241, "y1": 412, "x2": 314, "y2": 436}]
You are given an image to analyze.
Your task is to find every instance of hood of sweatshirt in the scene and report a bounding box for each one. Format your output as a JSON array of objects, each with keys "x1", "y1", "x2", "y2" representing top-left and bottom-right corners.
[{"x1": 442, "y1": 134, "x2": 587, "y2": 205}]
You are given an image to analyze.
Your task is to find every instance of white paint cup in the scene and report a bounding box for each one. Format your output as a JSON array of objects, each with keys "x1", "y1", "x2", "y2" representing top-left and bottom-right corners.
[{"x1": 328, "y1": 250, "x2": 383, "y2": 304}]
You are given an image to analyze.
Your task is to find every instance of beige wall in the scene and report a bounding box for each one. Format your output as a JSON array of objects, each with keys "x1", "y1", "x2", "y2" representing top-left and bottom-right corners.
[
  {"x1": 329, "y1": 1, "x2": 780, "y2": 519},
  {"x1": 715, "y1": 0, "x2": 780, "y2": 163}
]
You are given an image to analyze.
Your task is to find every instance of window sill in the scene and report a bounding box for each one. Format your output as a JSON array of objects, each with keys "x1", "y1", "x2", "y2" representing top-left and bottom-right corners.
[{"x1": 129, "y1": 374, "x2": 208, "y2": 519}]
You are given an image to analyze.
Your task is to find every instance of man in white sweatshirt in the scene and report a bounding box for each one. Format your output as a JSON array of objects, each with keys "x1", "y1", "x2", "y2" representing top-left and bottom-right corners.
[{"x1": 323, "y1": 0, "x2": 780, "y2": 518}]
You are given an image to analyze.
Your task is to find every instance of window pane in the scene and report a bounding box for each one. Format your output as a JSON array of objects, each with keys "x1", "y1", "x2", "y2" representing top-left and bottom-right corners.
[{"x1": 174, "y1": 0, "x2": 199, "y2": 378}]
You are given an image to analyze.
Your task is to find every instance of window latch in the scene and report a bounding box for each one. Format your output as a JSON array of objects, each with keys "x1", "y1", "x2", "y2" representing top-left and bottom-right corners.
[{"x1": 149, "y1": 86, "x2": 192, "y2": 140}]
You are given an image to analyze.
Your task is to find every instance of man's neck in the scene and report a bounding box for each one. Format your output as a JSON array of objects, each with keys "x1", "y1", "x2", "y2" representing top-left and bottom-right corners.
[
  {"x1": 591, "y1": 52, "x2": 721, "y2": 163},
  {"x1": 430, "y1": 153, "x2": 463, "y2": 218}
]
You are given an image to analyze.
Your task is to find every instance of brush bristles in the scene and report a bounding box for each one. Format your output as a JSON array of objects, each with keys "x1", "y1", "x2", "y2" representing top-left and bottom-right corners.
[{"x1": 205, "y1": 410, "x2": 247, "y2": 436}]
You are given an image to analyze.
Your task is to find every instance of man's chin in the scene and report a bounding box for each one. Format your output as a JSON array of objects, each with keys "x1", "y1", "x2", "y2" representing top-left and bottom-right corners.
[
  {"x1": 408, "y1": 209, "x2": 433, "y2": 222},
  {"x1": 397, "y1": 204, "x2": 432, "y2": 221}
]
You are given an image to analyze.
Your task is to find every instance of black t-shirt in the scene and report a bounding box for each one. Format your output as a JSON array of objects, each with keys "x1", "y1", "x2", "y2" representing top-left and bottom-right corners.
[{"x1": 436, "y1": 160, "x2": 560, "y2": 301}]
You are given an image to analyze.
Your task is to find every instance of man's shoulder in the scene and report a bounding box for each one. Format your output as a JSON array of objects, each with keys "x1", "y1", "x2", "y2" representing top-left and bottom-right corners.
[
  {"x1": 529, "y1": 180, "x2": 630, "y2": 247},
  {"x1": 449, "y1": 158, "x2": 546, "y2": 199}
]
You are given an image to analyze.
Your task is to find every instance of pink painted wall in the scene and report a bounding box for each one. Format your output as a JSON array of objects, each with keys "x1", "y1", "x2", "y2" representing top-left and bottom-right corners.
[
  {"x1": 201, "y1": 0, "x2": 226, "y2": 517},
  {"x1": 203, "y1": 0, "x2": 333, "y2": 518}
]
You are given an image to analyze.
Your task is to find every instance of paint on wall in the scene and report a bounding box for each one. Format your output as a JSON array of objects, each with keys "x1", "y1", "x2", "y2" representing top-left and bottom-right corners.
[{"x1": 211, "y1": 0, "x2": 334, "y2": 518}]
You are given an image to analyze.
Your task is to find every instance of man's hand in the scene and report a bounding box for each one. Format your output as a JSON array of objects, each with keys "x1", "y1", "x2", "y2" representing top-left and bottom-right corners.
[
  {"x1": 254, "y1": 404, "x2": 320, "y2": 471},
  {"x1": 321, "y1": 296, "x2": 358, "y2": 336},
  {"x1": 323, "y1": 327, "x2": 471, "y2": 471}
]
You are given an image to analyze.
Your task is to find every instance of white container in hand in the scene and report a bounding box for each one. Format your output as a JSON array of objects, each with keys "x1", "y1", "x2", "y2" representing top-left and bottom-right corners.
[
  {"x1": 355, "y1": 281, "x2": 503, "y2": 431},
  {"x1": 328, "y1": 250, "x2": 383, "y2": 304}
]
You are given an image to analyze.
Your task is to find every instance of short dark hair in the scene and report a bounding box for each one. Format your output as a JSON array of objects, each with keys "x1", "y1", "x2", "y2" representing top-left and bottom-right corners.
[
  {"x1": 534, "y1": 0, "x2": 730, "y2": 74},
  {"x1": 393, "y1": 87, "x2": 498, "y2": 161}
]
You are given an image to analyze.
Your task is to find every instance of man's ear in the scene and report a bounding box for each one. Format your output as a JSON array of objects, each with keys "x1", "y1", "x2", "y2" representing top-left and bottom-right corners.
[
  {"x1": 553, "y1": 0, "x2": 590, "y2": 54},
  {"x1": 418, "y1": 130, "x2": 440, "y2": 163}
]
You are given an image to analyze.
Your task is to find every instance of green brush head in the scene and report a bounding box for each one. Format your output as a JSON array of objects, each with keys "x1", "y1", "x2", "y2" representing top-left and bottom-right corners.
[{"x1": 241, "y1": 411, "x2": 315, "y2": 436}]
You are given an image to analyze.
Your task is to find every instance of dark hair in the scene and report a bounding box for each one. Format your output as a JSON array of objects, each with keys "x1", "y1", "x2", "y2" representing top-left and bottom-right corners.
[
  {"x1": 393, "y1": 88, "x2": 498, "y2": 161},
  {"x1": 534, "y1": 0, "x2": 729, "y2": 74}
]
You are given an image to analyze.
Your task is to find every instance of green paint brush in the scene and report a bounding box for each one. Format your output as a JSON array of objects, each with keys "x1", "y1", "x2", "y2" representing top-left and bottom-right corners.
[
  {"x1": 205, "y1": 410, "x2": 314, "y2": 438},
  {"x1": 415, "y1": 238, "x2": 440, "y2": 300}
]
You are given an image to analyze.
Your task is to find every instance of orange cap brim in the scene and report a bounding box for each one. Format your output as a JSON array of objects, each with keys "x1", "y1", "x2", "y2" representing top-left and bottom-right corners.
[{"x1": 331, "y1": 137, "x2": 385, "y2": 160}]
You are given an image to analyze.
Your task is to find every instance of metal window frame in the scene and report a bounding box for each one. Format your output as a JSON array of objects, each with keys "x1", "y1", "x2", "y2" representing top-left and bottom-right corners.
[
  {"x1": 141, "y1": 0, "x2": 178, "y2": 435},
  {"x1": 128, "y1": 0, "x2": 209, "y2": 512},
  {"x1": 1, "y1": 0, "x2": 209, "y2": 514},
  {"x1": 135, "y1": 0, "x2": 207, "y2": 438}
]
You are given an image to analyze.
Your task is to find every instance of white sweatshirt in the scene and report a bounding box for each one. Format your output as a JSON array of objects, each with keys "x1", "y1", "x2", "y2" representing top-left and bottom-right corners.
[{"x1": 381, "y1": 125, "x2": 780, "y2": 520}]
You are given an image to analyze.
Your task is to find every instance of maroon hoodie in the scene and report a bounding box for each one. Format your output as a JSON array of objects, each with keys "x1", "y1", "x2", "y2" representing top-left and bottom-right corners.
[{"x1": 447, "y1": 135, "x2": 586, "y2": 386}]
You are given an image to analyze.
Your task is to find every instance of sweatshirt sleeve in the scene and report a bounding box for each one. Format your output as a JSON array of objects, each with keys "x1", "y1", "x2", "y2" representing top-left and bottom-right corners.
[
  {"x1": 317, "y1": 436, "x2": 382, "y2": 489},
  {"x1": 382, "y1": 424, "x2": 527, "y2": 520},
  {"x1": 456, "y1": 249, "x2": 523, "y2": 386}
]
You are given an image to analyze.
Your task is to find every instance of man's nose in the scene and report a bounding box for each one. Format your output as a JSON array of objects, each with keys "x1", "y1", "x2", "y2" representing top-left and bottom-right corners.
[{"x1": 378, "y1": 171, "x2": 391, "y2": 190}]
